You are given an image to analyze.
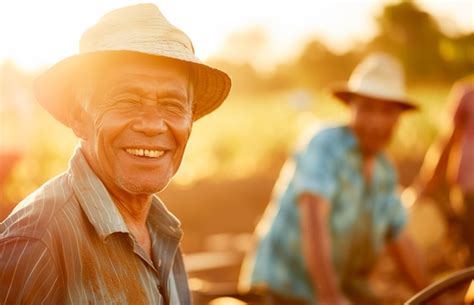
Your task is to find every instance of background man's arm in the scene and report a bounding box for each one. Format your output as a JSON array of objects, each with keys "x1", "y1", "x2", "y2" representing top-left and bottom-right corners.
[
  {"x1": 415, "y1": 119, "x2": 463, "y2": 201},
  {"x1": 387, "y1": 231, "x2": 432, "y2": 292},
  {"x1": 298, "y1": 192, "x2": 351, "y2": 305}
]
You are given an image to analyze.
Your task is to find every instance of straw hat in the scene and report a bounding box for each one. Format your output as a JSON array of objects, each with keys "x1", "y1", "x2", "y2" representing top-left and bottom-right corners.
[
  {"x1": 332, "y1": 52, "x2": 417, "y2": 110},
  {"x1": 35, "y1": 3, "x2": 231, "y2": 125}
]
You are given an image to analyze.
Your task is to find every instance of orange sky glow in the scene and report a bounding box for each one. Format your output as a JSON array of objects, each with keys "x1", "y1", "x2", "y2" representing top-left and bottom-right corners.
[{"x1": 0, "y1": 0, "x2": 472, "y2": 71}]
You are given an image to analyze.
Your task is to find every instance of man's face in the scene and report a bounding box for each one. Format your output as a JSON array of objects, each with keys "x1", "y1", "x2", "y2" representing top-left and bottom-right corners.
[
  {"x1": 76, "y1": 58, "x2": 193, "y2": 198},
  {"x1": 349, "y1": 96, "x2": 404, "y2": 155}
]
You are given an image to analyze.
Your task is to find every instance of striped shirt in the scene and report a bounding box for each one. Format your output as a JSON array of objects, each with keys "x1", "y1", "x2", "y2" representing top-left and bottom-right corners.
[{"x1": 0, "y1": 146, "x2": 191, "y2": 305}]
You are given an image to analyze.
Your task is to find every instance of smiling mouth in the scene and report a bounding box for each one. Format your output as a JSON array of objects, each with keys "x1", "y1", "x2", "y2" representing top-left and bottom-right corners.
[{"x1": 125, "y1": 148, "x2": 165, "y2": 158}]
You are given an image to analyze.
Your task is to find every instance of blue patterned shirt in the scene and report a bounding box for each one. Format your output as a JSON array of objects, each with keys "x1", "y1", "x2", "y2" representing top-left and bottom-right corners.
[{"x1": 241, "y1": 126, "x2": 407, "y2": 304}]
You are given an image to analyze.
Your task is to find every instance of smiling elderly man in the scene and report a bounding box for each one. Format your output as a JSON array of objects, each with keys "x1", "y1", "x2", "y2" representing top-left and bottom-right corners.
[{"x1": 0, "y1": 4, "x2": 230, "y2": 305}]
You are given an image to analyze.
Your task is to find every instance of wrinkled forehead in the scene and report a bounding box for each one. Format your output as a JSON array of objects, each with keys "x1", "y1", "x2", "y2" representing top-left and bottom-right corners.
[
  {"x1": 102, "y1": 55, "x2": 191, "y2": 85},
  {"x1": 75, "y1": 54, "x2": 193, "y2": 104},
  {"x1": 104, "y1": 63, "x2": 189, "y2": 91}
]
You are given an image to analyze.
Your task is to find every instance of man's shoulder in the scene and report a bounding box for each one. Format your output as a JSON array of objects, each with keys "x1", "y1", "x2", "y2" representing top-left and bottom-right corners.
[
  {"x1": 1, "y1": 172, "x2": 76, "y2": 241},
  {"x1": 305, "y1": 125, "x2": 350, "y2": 151}
]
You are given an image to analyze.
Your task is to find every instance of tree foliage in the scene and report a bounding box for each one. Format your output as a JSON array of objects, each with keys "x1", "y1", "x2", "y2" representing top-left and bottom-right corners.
[{"x1": 210, "y1": 1, "x2": 473, "y2": 95}]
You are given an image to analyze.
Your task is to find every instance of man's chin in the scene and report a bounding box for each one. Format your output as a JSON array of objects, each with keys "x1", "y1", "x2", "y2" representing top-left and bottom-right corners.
[
  {"x1": 361, "y1": 143, "x2": 385, "y2": 156},
  {"x1": 118, "y1": 178, "x2": 171, "y2": 196}
]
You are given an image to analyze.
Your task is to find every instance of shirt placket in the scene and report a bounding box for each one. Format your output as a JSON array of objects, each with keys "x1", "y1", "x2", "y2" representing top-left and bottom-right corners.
[
  {"x1": 149, "y1": 228, "x2": 181, "y2": 305},
  {"x1": 342, "y1": 167, "x2": 377, "y2": 280},
  {"x1": 125, "y1": 233, "x2": 163, "y2": 303}
]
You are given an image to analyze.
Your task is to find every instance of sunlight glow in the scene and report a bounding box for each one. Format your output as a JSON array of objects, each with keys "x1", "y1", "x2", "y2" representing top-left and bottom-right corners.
[{"x1": 0, "y1": 0, "x2": 472, "y2": 71}]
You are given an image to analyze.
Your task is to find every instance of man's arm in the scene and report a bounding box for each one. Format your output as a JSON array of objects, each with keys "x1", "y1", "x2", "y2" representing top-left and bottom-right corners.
[
  {"x1": 415, "y1": 120, "x2": 463, "y2": 201},
  {"x1": 298, "y1": 193, "x2": 351, "y2": 305},
  {"x1": 387, "y1": 231, "x2": 432, "y2": 292},
  {"x1": 0, "y1": 236, "x2": 62, "y2": 304}
]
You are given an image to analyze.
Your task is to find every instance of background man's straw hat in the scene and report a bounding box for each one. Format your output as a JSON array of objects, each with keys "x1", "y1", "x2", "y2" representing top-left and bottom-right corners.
[
  {"x1": 35, "y1": 3, "x2": 231, "y2": 125},
  {"x1": 331, "y1": 52, "x2": 417, "y2": 111}
]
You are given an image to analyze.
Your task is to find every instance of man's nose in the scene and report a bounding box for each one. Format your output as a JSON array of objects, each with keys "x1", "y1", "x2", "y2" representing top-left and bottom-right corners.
[
  {"x1": 131, "y1": 106, "x2": 167, "y2": 136},
  {"x1": 369, "y1": 110, "x2": 389, "y2": 125}
]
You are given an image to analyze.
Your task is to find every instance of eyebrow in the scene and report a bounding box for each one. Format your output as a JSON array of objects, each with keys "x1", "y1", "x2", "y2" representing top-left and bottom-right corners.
[{"x1": 155, "y1": 88, "x2": 188, "y2": 101}]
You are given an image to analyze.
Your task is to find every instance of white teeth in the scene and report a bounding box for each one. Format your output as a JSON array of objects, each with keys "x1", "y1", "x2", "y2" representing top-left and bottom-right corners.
[{"x1": 125, "y1": 148, "x2": 164, "y2": 158}]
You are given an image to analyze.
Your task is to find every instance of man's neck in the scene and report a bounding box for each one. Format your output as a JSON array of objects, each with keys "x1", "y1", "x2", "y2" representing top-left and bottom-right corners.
[
  {"x1": 112, "y1": 194, "x2": 152, "y2": 227},
  {"x1": 113, "y1": 194, "x2": 153, "y2": 259},
  {"x1": 361, "y1": 153, "x2": 376, "y2": 184}
]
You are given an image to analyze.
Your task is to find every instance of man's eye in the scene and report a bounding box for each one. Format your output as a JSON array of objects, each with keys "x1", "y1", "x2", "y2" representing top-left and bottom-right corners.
[{"x1": 161, "y1": 100, "x2": 187, "y2": 112}]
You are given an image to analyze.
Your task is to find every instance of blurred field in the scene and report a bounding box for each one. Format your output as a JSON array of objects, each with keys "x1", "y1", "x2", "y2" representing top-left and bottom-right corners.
[
  {"x1": 0, "y1": 86, "x2": 451, "y2": 206},
  {"x1": 1, "y1": 85, "x2": 462, "y2": 304}
]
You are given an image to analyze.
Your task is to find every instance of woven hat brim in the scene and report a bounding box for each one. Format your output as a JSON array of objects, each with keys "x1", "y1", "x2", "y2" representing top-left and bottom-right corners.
[
  {"x1": 330, "y1": 83, "x2": 418, "y2": 111},
  {"x1": 34, "y1": 50, "x2": 231, "y2": 127}
]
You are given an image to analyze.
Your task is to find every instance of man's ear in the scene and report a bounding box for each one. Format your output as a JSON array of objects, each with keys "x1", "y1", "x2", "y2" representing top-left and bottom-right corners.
[{"x1": 68, "y1": 105, "x2": 90, "y2": 140}]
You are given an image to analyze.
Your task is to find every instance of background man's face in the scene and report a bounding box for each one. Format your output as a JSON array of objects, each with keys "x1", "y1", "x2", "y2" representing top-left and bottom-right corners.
[
  {"x1": 78, "y1": 58, "x2": 193, "y2": 198},
  {"x1": 350, "y1": 96, "x2": 403, "y2": 155}
]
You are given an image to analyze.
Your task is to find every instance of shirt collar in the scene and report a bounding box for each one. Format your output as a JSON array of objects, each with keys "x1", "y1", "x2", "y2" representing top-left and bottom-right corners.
[
  {"x1": 148, "y1": 196, "x2": 183, "y2": 239},
  {"x1": 68, "y1": 146, "x2": 182, "y2": 241},
  {"x1": 342, "y1": 125, "x2": 392, "y2": 188},
  {"x1": 342, "y1": 125, "x2": 385, "y2": 160},
  {"x1": 342, "y1": 125, "x2": 358, "y2": 150}
]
